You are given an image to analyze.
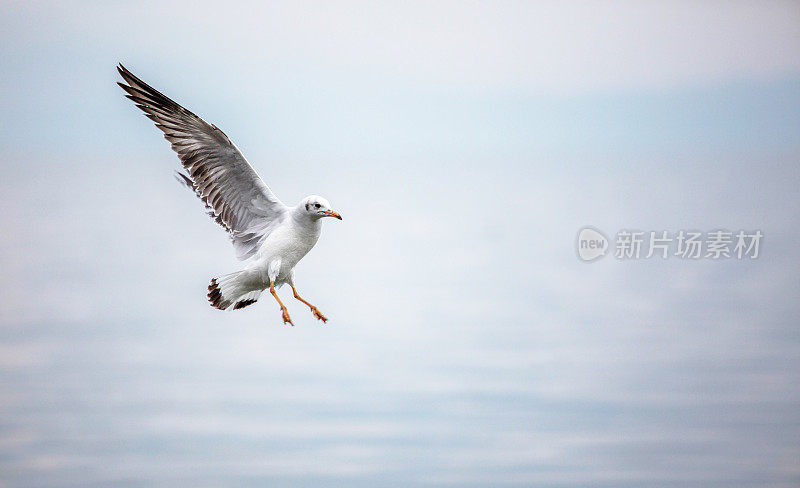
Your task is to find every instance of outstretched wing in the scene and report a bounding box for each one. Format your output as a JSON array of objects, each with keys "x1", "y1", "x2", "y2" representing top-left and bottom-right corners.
[{"x1": 117, "y1": 63, "x2": 288, "y2": 260}]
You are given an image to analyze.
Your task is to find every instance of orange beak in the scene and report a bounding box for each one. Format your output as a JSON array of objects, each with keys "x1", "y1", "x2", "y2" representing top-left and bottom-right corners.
[{"x1": 324, "y1": 210, "x2": 342, "y2": 220}]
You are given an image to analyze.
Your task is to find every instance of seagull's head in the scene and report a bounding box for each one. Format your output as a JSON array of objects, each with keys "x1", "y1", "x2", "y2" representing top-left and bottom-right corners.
[{"x1": 300, "y1": 195, "x2": 342, "y2": 221}]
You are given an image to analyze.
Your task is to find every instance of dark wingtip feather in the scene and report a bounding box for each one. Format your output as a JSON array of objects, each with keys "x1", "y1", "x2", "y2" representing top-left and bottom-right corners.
[{"x1": 116, "y1": 63, "x2": 139, "y2": 88}]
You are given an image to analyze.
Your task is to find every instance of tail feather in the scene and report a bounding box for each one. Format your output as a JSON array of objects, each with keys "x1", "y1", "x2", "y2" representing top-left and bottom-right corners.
[{"x1": 208, "y1": 272, "x2": 262, "y2": 311}]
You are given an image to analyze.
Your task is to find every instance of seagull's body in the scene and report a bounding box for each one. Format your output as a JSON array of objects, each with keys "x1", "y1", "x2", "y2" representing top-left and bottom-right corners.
[{"x1": 117, "y1": 64, "x2": 341, "y2": 325}]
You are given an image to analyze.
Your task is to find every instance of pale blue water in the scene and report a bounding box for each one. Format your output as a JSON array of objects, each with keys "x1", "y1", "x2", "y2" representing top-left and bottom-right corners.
[{"x1": 2, "y1": 289, "x2": 798, "y2": 487}]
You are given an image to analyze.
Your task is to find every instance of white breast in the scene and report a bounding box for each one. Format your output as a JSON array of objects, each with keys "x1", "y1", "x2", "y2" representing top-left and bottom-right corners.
[{"x1": 256, "y1": 217, "x2": 321, "y2": 282}]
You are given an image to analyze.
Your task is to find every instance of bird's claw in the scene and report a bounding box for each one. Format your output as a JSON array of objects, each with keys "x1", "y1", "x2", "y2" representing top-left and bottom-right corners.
[
  {"x1": 281, "y1": 308, "x2": 294, "y2": 326},
  {"x1": 310, "y1": 307, "x2": 328, "y2": 323}
]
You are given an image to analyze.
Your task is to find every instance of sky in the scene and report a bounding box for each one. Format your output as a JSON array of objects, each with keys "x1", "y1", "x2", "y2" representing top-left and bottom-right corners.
[{"x1": 1, "y1": 1, "x2": 799, "y2": 487}]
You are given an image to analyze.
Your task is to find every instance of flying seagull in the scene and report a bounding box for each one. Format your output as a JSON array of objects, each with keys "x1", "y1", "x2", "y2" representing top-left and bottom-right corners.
[{"x1": 117, "y1": 64, "x2": 342, "y2": 325}]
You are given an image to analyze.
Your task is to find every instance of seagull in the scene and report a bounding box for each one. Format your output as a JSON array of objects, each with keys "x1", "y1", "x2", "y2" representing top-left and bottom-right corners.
[{"x1": 117, "y1": 64, "x2": 342, "y2": 325}]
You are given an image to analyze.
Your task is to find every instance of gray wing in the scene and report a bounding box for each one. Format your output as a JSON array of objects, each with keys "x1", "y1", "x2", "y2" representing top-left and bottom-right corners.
[{"x1": 117, "y1": 64, "x2": 288, "y2": 260}]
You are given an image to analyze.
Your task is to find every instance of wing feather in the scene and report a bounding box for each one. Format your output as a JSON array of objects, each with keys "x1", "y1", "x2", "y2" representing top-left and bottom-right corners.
[{"x1": 117, "y1": 64, "x2": 287, "y2": 260}]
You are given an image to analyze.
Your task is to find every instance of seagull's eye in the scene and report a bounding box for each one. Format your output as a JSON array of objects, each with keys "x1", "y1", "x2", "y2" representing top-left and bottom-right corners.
[{"x1": 314, "y1": 203, "x2": 321, "y2": 209}]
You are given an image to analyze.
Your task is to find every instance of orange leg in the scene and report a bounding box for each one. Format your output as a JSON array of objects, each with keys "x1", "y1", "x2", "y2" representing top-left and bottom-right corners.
[
  {"x1": 269, "y1": 281, "x2": 293, "y2": 326},
  {"x1": 291, "y1": 285, "x2": 328, "y2": 323}
]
